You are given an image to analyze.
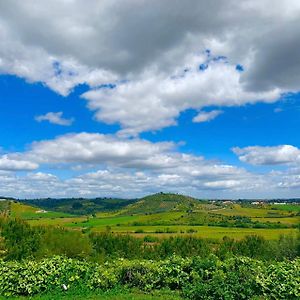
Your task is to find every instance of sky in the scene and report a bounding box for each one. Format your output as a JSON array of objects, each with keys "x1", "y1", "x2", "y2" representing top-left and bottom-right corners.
[{"x1": 1, "y1": 0, "x2": 300, "y2": 199}]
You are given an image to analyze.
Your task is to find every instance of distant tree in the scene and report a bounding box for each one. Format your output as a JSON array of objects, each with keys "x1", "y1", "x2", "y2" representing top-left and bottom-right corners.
[{"x1": 72, "y1": 202, "x2": 83, "y2": 209}]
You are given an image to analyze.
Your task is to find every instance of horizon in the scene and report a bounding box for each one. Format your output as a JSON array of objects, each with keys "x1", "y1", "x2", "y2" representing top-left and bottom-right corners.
[
  {"x1": 4, "y1": 192, "x2": 300, "y2": 202},
  {"x1": 1, "y1": 1, "x2": 300, "y2": 199}
]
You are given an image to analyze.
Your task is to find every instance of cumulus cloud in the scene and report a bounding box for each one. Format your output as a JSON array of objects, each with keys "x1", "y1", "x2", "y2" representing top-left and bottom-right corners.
[
  {"x1": 0, "y1": 162, "x2": 293, "y2": 199},
  {"x1": 233, "y1": 145, "x2": 300, "y2": 165},
  {"x1": 0, "y1": 155, "x2": 38, "y2": 171},
  {"x1": 82, "y1": 57, "x2": 280, "y2": 135},
  {"x1": 35, "y1": 112, "x2": 74, "y2": 126},
  {"x1": 1, "y1": 1, "x2": 300, "y2": 133},
  {"x1": 1, "y1": 135, "x2": 300, "y2": 198},
  {"x1": 193, "y1": 110, "x2": 223, "y2": 123},
  {"x1": 0, "y1": 167, "x2": 264, "y2": 199},
  {"x1": 6, "y1": 132, "x2": 245, "y2": 180},
  {"x1": 24, "y1": 132, "x2": 175, "y2": 167},
  {"x1": 1, "y1": 2, "x2": 300, "y2": 197},
  {"x1": 0, "y1": 132, "x2": 267, "y2": 197}
]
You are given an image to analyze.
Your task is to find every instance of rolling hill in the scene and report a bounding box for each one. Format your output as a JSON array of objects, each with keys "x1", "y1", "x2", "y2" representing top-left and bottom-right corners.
[
  {"x1": 121, "y1": 193, "x2": 202, "y2": 215},
  {"x1": 21, "y1": 197, "x2": 137, "y2": 215},
  {"x1": 11, "y1": 193, "x2": 202, "y2": 216}
]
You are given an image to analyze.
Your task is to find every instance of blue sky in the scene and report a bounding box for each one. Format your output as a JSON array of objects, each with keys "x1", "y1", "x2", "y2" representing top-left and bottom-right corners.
[{"x1": 1, "y1": 1, "x2": 300, "y2": 198}]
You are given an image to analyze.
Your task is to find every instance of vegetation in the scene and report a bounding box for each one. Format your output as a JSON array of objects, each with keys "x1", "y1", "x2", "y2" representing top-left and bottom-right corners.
[
  {"x1": 0, "y1": 193, "x2": 299, "y2": 299},
  {"x1": 122, "y1": 193, "x2": 201, "y2": 214},
  {"x1": 22, "y1": 197, "x2": 137, "y2": 215},
  {"x1": 0, "y1": 288, "x2": 183, "y2": 300},
  {"x1": 0, "y1": 255, "x2": 299, "y2": 299},
  {"x1": 1, "y1": 218, "x2": 299, "y2": 262}
]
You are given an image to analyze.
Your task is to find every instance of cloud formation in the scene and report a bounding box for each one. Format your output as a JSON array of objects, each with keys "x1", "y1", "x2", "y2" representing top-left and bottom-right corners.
[
  {"x1": 1, "y1": 1, "x2": 299, "y2": 134},
  {"x1": 1, "y1": 2, "x2": 300, "y2": 198},
  {"x1": 0, "y1": 132, "x2": 263, "y2": 197},
  {"x1": 0, "y1": 155, "x2": 38, "y2": 171},
  {"x1": 193, "y1": 110, "x2": 223, "y2": 123},
  {"x1": 233, "y1": 145, "x2": 300, "y2": 165},
  {"x1": 35, "y1": 112, "x2": 74, "y2": 126},
  {"x1": 0, "y1": 132, "x2": 299, "y2": 198}
]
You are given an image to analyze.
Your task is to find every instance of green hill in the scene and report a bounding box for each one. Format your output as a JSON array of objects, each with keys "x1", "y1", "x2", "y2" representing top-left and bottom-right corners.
[
  {"x1": 0, "y1": 199, "x2": 10, "y2": 214},
  {"x1": 7, "y1": 193, "x2": 202, "y2": 217},
  {"x1": 22, "y1": 197, "x2": 137, "y2": 215},
  {"x1": 122, "y1": 193, "x2": 201, "y2": 215}
]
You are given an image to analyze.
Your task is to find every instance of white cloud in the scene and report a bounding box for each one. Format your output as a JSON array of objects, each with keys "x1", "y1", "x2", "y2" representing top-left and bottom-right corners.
[
  {"x1": 1, "y1": 137, "x2": 300, "y2": 198},
  {"x1": 0, "y1": 1, "x2": 300, "y2": 133},
  {"x1": 0, "y1": 155, "x2": 38, "y2": 171},
  {"x1": 35, "y1": 112, "x2": 74, "y2": 126},
  {"x1": 233, "y1": 145, "x2": 300, "y2": 165},
  {"x1": 193, "y1": 110, "x2": 223, "y2": 123},
  {"x1": 203, "y1": 180, "x2": 242, "y2": 189},
  {"x1": 24, "y1": 132, "x2": 174, "y2": 167},
  {"x1": 82, "y1": 58, "x2": 280, "y2": 135},
  {"x1": 0, "y1": 163, "x2": 293, "y2": 199},
  {"x1": 0, "y1": 132, "x2": 270, "y2": 197},
  {"x1": 1, "y1": 1, "x2": 300, "y2": 197}
]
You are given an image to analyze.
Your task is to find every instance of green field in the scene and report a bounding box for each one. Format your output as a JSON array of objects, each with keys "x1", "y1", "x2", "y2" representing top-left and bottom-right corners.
[
  {"x1": 91, "y1": 225, "x2": 297, "y2": 240},
  {"x1": 3, "y1": 194, "x2": 300, "y2": 241},
  {"x1": 211, "y1": 204, "x2": 292, "y2": 217},
  {"x1": 10, "y1": 202, "x2": 74, "y2": 219},
  {"x1": 271, "y1": 204, "x2": 300, "y2": 212}
]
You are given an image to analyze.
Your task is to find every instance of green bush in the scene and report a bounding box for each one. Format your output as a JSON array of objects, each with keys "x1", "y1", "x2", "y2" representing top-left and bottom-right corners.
[
  {"x1": 0, "y1": 218, "x2": 43, "y2": 260},
  {"x1": 0, "y1": 256, "x2": 299, "y2": 299},
  {"x1": 256, "y1": 259, "x2": 300, "y2": 299},
  {"x1": 183, "y1": 257, "x2": 261, "y2": 299}
]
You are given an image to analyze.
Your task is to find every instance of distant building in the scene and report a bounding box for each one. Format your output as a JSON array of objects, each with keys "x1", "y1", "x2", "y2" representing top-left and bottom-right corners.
[
  {"x1": 222, "y1": 201, "x2": 233, "y2": 205},
  {"x1": 36, "y1": 210, "x2": 48, "y2": 213}
]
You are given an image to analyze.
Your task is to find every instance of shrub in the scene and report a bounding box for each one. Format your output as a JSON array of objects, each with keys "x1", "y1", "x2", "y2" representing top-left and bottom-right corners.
[{"x1": 0, "y1": 256, "x2": 299, "y2": 298}]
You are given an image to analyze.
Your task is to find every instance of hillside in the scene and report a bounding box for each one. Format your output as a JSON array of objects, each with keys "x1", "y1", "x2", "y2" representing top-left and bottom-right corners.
[
  {"x1": 0, "y1": 199, "x2": 10, "y2": 214},
  {"x1": 122, "y1": 193, "x2": 202, "y2": 215},
  {"x1": 22, "y1": 197, "x2": 137, "y2": 215}
]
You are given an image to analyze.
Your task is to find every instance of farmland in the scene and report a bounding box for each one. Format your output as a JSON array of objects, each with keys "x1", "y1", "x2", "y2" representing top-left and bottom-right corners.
[
  {"x1": 4, "y1": 193, "x2": 297, "y2": 240},
  {"x1": 0, "y1": 193, "x2": 299, "y2": 299}
]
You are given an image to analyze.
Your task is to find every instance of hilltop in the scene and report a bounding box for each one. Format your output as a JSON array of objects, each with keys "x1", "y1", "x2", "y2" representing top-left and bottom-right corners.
[{"x1": 121, "y1": 193, "x2": 202, "y2": 215}]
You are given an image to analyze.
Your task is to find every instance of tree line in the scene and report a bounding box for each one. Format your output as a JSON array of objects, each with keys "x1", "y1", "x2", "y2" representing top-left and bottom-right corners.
[{"x1": 0, "y1": 217, "x2": 299, "y2": 261}]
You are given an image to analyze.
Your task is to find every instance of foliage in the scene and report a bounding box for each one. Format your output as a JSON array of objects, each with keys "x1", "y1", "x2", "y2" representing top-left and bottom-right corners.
[
  {"x1": 122, "y1": 193, "x2": 201, "y2": 214},
  {"x1": 1, "y1": 218, "x2": 299, "y2": 262},
  {"x1": 0, "y1": 255, "x2": 299, "y2": 299},
  {"x1": 0, "y1": 218, "x2": 92, "y2": 260},
  {"x1": 22, "y1": 197, "x2": 137, "y2": 215},
  {"x1": 0, "y1": 218, "x2": 43, "y2": 260}
]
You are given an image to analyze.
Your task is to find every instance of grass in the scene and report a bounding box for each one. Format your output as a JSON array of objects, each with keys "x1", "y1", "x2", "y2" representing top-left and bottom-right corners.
[
  {"x1": 10, "y1": 202, "x2": 74, "y2": 219},
  {"x1": 11, "y1": 198, "x2": 299, "y2": 241},
  {"x1": 90, "y1": 224, "x2": 298, "y2": 240},
  {"x1": 211, "y1": 204, "x2": 290, "y2": 218},
  {"x1": 122, "y1": 193, "x2": 201, "y2": 214},
  {"x1": 0, "y1": 200, "x2": 10, "y2": 213},
  {"x1": 66, "y1": 212, "x2": 186, "y2": 228},
  {"x1": 25, "y1": 205, "x2": 299, "y2": 240},
  {"x1": 1, "y1": 288, "x2": 183, "y2": 300},
  {"x1": 270, "y1": 204, "x2": 300, "y2": 212},
  {"x1": 251, "y1": 216, "x2": 300, "y2": 225},
  {"x1": 27, "y1": 217, "x2": 86, "y2": 227}
]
